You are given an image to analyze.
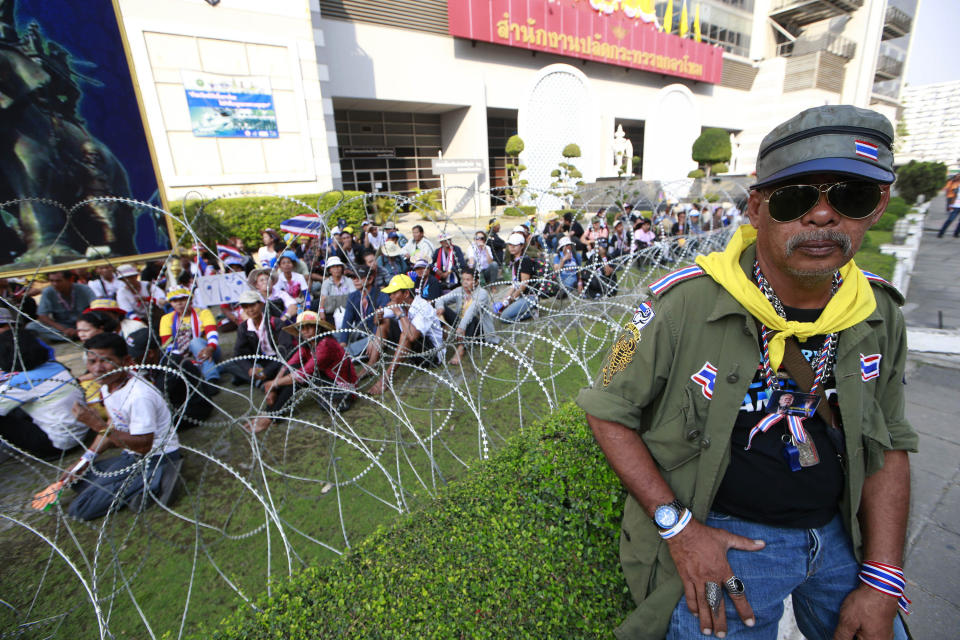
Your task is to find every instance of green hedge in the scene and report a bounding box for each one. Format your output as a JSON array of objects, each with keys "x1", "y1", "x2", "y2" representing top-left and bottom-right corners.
[
  {"x1": 203, "y1": 403, "x2": 633, "y2": 639},
  {"x1": 175, "y1": 191, "x2": 367, "y2": 249},
  {"x1": 872, "y1": 212, "x2": 898, "y2": 232},
  {"x1": 885, "y1": 196, "x2": 909, "y2": 218},
  {"x1": 503, "y1": 205, "x2": 537, "y2": 218}
]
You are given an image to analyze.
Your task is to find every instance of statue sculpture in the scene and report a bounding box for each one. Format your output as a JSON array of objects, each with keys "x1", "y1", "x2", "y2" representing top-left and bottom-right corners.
[
  {"x1": 612, "y1": 124, "x2": 633, "y2": 176},
  {"x1": 0, "y1": 0, "x2": 139, "y2": 266}
]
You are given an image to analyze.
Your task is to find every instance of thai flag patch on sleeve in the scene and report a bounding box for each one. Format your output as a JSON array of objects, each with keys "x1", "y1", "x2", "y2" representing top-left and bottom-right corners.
[
  {"x1": 691, "y1": 362, "x2": 718, "y2": 399},
  {"x1": 860, "y1": 353, "x2": 882, "y2": 381},
  {"x1": 631, "y1": 301, "x2": 655, "y2": 331},
  {"x1": 854, "y1": 140, "x2": 879, "y2": 161}
]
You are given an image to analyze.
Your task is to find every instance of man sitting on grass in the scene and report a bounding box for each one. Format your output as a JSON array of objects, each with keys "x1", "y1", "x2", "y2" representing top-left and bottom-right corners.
[
  {"x1": 158, "y1": 287, "x2": 221, "y2": 385},
  {"x1": 433, "y1": 268, "x2": 497, "y2": 365},
  {"x1": 60, "y1": 333, "x2": 180, "y2": 521},
  {"x1": 365, "y1": 274, "x2": 443, "y2": 395}
]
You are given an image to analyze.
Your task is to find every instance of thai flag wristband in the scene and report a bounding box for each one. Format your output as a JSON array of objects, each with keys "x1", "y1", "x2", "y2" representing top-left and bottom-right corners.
[
  {"x1": 859, "y1": 560, "x2": 911, "y2": 614},
  {"x1": 659, "y1": 508, "x2": 692, "y2": 540},
  {"x1": 81, "y1": 448, "x2": 98, "y2": 463}
]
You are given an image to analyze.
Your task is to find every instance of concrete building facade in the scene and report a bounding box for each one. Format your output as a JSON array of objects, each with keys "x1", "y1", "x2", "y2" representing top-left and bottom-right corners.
[
  {"x1": 899, "y1": 80, "x2": 960, "y2": 172},
  {"x1": 115, "y1": 0, "x2": 918, "y2": 214}
]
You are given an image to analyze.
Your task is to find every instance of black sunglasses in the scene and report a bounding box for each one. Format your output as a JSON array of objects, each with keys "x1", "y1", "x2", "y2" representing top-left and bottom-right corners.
[{"x1": 762, "y1": 181, "x2": 883, "y2": 223}]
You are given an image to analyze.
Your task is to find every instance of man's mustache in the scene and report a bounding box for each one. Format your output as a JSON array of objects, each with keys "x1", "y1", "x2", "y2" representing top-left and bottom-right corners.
[{"x1": 785, "y1": 229, "x2": 852, "y2": 256}]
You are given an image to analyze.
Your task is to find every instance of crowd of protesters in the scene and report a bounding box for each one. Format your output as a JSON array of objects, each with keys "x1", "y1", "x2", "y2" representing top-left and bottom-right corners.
[{"x1": 1, "y1": 201, "x2": 736, "y2": 519}]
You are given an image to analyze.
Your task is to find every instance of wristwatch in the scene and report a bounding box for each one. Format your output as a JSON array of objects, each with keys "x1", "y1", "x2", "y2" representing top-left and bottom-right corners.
[{"x1": 653, "y1": 499, "x2": 685, "y2": 530}]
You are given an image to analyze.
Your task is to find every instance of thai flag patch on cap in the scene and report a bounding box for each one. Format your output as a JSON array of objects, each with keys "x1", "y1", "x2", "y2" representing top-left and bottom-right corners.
[
  {"x1": 855, "y1": 140, "x2": 879, "y2": 161},
  {"x1": 691, "y1": 362, "x2": 718, "y2": 399},
  {"x1": 860, "y1": 353, "x2": 881, "y2": 381}
]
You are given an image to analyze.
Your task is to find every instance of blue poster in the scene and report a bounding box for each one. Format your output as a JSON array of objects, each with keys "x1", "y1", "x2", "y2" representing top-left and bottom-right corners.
[
  {"x1": 1, "y1": 0, "x2": 171, "y2": 271},
  {"x1": 182, "y1": 71, "x2": 279, "y2": 138}
]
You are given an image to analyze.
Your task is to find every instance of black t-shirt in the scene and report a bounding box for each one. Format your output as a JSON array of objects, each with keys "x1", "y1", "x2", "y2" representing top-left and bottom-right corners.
[
  {"x1": 511, "y1": 256, "x2": 536, "y2": 295},
  {"x1": 712, "y1": 306, "x2": 844, "y2": 529}
]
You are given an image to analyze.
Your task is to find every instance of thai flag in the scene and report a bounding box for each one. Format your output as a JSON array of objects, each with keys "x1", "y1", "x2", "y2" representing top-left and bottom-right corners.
[
  {"x1": 691, "y1": 361, "x2": 718, "y2": 399},
  {"x1": 281, "y1": 214, "x2": 324, "y2": 238},
  {"x1": 217, "y1": 243, "x2": 245, "y2": 261},
  {"x1": 860, "y1": 353, "x2": 881, "y2": 381},
  {"x1": 854, "y1": 140, "x2": 879, "y2": 161}
]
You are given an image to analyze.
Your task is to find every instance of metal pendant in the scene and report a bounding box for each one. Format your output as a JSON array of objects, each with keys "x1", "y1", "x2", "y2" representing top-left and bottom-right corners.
[{"x1": 795, "y1": 432, "x2": 820, "y2": 468}]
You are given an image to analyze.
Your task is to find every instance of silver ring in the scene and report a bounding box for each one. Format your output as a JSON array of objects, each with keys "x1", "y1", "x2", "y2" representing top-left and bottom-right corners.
[
  {"x1": 705, "y1": 581, "x2": 723, "y2": 613},
  {"x1": 724, "y1": 576, "x2": 746, "y2": 597}
]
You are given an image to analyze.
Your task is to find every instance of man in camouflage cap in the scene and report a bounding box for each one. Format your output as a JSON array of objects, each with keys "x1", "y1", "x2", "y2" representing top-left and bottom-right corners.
[{"x1": 578, "y1": 105, "x2": 914, "y2": 639}]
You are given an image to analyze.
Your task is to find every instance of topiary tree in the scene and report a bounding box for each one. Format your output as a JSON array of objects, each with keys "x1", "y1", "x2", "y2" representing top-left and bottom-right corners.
[
  {"x1": 691, "y1": 128, "x2": 731, "y2": 177},
  {"x1": 551, "y1": 143, "x2": 584, "y2": 208},
  {"x1": 688, "y1": 169, "x2": 705, "y2": 179},
  {"x1": 895, "y1": 160, "x2": 948, "y2": 204},
  {"x1": 504, "y1": 135, "x2": 528, "y2": 205},
  {"x1": 711, "y1": 162, "x2": 728, "y2": 174}
]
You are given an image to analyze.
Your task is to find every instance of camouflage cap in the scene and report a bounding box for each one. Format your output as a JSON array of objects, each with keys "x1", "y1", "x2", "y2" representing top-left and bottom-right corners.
[{"x1": 754, "y1": 105, "x2": 895, "y2": 189}]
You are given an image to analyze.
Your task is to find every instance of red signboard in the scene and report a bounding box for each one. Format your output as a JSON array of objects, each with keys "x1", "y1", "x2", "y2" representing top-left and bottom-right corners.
[{"x1": 447, "y1": 0, "x2": 723, "y2": 84}]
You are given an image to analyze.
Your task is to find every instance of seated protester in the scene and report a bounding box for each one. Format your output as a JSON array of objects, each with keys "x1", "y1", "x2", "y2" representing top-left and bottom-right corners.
[
  {"x1": 126, "y1": 328, "x2": 213, "y2": 427},
  {"x1": 580, "y1": 215, "x2": 608, "y2": 259},
  {"x1": 76, "y1": 309, "x2": 119, "y2": 345},
  {"x1": 88, "y1": 265, "x2": 123, "y2": 299},
  {"x1": 248, "y1": 312, "x2": 358, "y2": 433},
  {"x1": 541, "y1": 213, "x2": 562, "y2": 252},
  {"x1": 410, "y1": 259, "x2": 443, "y2": 301},
  {"x1": 364, "y1": 223, "x2": 385, "y2": 252},
  {"x1": 272, "y1": 250, "x2": 309, "y2": 303},
  {"x1": 497, "y1": 233, "x2": 538, "y2": 323},
  {"x1": 256, "y1": 229, "x2": 283, "y2": 268},
  {"x1": 582, "y1": 239, "x2": 618, "y2": 298},
  {"x1": 404, "y1": 224, "x2": 434, "y2": 265},
  {"x1": 632, "y1": 218, "x2": 656, "y2": 250},
  {"x1": 223, "y1": 290, "x2": 295, "y2": 386},
  {"x1": 486, "y1": 218, "x2": 506, "y2": 265},
  {"x1": 366, "y1": 275, "x2": 443, "y2": 396},
  {"x1": 158, "y1": 288, "x2": 221, "y2": 384},
  {"x1": 366, "y1": 248, "x2": 391, "y2": 292},
  {"x1": 335, "y1": 228, "x2": 364, "y2": 273},
  {"x1": 467, "y1": 231, "x2": 499, "y2": 286},
  {"x1": 378, "y1": 241, "x2": 410, "y2": 285},
  {"x1": 64, "y1": 333, "x2": 180, "y2": 521},
  {"x1": 0, "y1": 316, "x2": 88, "y2": 458},
  {"x1": 301, "y1": 236, "x2": 327, "y2": 297},
  {"x1": 383, "y1": 221, "x2": 407, "y2": 247},
  {"x1": 248, "y1": 268, "x2": 297, "y2": 322},
  {"x1": 82, "y1": 299, "x2": 146, "y2": 339},
  {"x1": 432, "y1": 233, "x2": 465, "y2": 292},
  {"x1": 608, "y1": 218, "x2": 631, "y2": 259},
  {"x1": 432, "y1": 268, "x2": 498, "y2": 366},
  {"x1": 337, "y1": 265, "x2": 388, "y2": 358},
  {"x1": 116, "y1": 264, "x2": 165, "y2": 325},
  {"x1": 27, "y1": 270, "x2": 95, "y2": 342},
  {"x1": 553, "y1": 237, "x2": 583, "y2": 296},
  {"x1": 317, "y1": 257, "x2": 356, "y2": 325},
  {"x1": 0, "y1": 277, "x2": 38, "y2": 330}
]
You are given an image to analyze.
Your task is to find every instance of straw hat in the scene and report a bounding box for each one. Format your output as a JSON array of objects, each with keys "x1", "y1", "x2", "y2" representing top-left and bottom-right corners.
[
  {"x1": 381, "y1": 241, "x2": 404, "y2": 257},
  {"x1": 116, "y1": 264, "x2": 139, "y2": 279},
  {"x1": 83, "y1": 298, "x2": 124, "y2": 315},
  {"x1": 282, "y1": 310, "x2": 334, "y2": 335}
]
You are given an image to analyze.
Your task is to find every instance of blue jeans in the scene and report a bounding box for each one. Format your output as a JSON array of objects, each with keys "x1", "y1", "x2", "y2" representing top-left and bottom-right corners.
[
  {"x1": 500, "y1": 295, "x2": 536, "y2": 323},
  {"x1": 667, "y1": 512, "x2": 908, "y2": 640},
  {"x1": 68, "y1": 450, "x2": 181, "y2": 521},
  {"x1": 188, "y1": 337, "x2": 221, "y2": 381},
  {"x1": 938, "y1": 207, "x2": 960, "y2": 237}
]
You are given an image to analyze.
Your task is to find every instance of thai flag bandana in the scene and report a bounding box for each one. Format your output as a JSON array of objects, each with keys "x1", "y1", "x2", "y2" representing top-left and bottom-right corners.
[
  {"x1": 860, "y1": 353, "x2": 881, "y2": 381},
  {"x1": 690, "y1": 362, "x2": 717, "y2": 399},
  {"x1": 746, "y1": 413, "x2": 806, "y2": 451},
  {"x1": 854, "y1": 139, "x2": 879, "y2": 161}
]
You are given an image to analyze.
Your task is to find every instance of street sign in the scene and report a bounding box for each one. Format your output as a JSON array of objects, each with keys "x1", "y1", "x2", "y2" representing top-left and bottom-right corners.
[{"x1": 431, "y1": 158, "x2": 484, "y2": 175}]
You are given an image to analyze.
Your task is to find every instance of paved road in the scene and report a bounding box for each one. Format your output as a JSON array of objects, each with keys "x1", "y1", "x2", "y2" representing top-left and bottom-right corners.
[
  {"x1": 903, "y1": 192, "x2": 960, "y2": 330},
  {"x1": 899, "y1": 191, "x2": 960, "y2": 638}
]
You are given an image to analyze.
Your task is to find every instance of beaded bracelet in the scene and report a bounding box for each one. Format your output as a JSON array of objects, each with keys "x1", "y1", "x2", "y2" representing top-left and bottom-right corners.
[
  {"x1": 859, "y1": 560, "x2": 911, "y2": 614},
  {"x1": 659, "y1": 508, "x2": 692, "y2": 540}
]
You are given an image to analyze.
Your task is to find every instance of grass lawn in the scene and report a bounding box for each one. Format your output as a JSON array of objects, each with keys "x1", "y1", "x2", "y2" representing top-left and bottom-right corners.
[
  {"x1": 854, "y1": 229, "x2": 896, "y2": 280},
  {"x1": 0, "y1": 269, "x2": 662, "y2": 638}
]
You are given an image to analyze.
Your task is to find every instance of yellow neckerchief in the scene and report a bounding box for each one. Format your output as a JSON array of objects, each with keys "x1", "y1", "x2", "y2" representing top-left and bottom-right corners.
[{"x1": 695, "y1": 225, "x2": 876, "y2": 372}]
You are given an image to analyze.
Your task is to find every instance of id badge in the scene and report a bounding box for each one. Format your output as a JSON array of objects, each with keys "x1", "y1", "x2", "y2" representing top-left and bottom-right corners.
[{"x1": 765, "y1": 389, "x2": 820, "y2": 418}]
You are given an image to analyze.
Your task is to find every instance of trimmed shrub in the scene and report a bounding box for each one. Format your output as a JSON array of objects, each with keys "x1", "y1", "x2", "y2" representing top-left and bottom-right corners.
[
  {"x1": 203, "y1": 403, "x2": 633, "y2": 639},
  {"x1": 176, "y1": 191, "x2": 366, "y2": 249},
  {"x1": 562, "y1": 143, "x2": 582, "y2": 158},
  {"x1": 503, "y1": 205, "x2": 537, "y2": 217},
  {"x1": 710, "y1": 163, "x2": 728, "y2": 174},
  {"x1": 872, "y1": 212, "x2": 898, "y2": 232},
  {"x1": 885, "y1": 196, "x2": 909, "y2": 218},
  {"x1": 688, "y1": 169, "x2": 706, "y2": 179},
  {"x1": 692, "y1": 128, "x2": 731, "y2": 168},
  {"x1": 895, "y1": 160, "x2": 947, "y2": 204}
]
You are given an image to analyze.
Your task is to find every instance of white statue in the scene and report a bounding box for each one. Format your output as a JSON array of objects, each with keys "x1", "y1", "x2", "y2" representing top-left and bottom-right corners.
[{"x1": 612, "y1": 124, "x2": 633, "y2": 176}]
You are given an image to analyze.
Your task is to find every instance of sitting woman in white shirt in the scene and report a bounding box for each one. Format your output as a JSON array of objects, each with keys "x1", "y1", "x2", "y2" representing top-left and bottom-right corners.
[{"x1": 272, "y1": 251, "x2": 309, "y2": 303}]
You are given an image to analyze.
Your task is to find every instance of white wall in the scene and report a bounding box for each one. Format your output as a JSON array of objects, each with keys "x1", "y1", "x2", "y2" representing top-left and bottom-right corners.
[{"x1": 117, "y1": 0, "x2": 336, "y2": 204}]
